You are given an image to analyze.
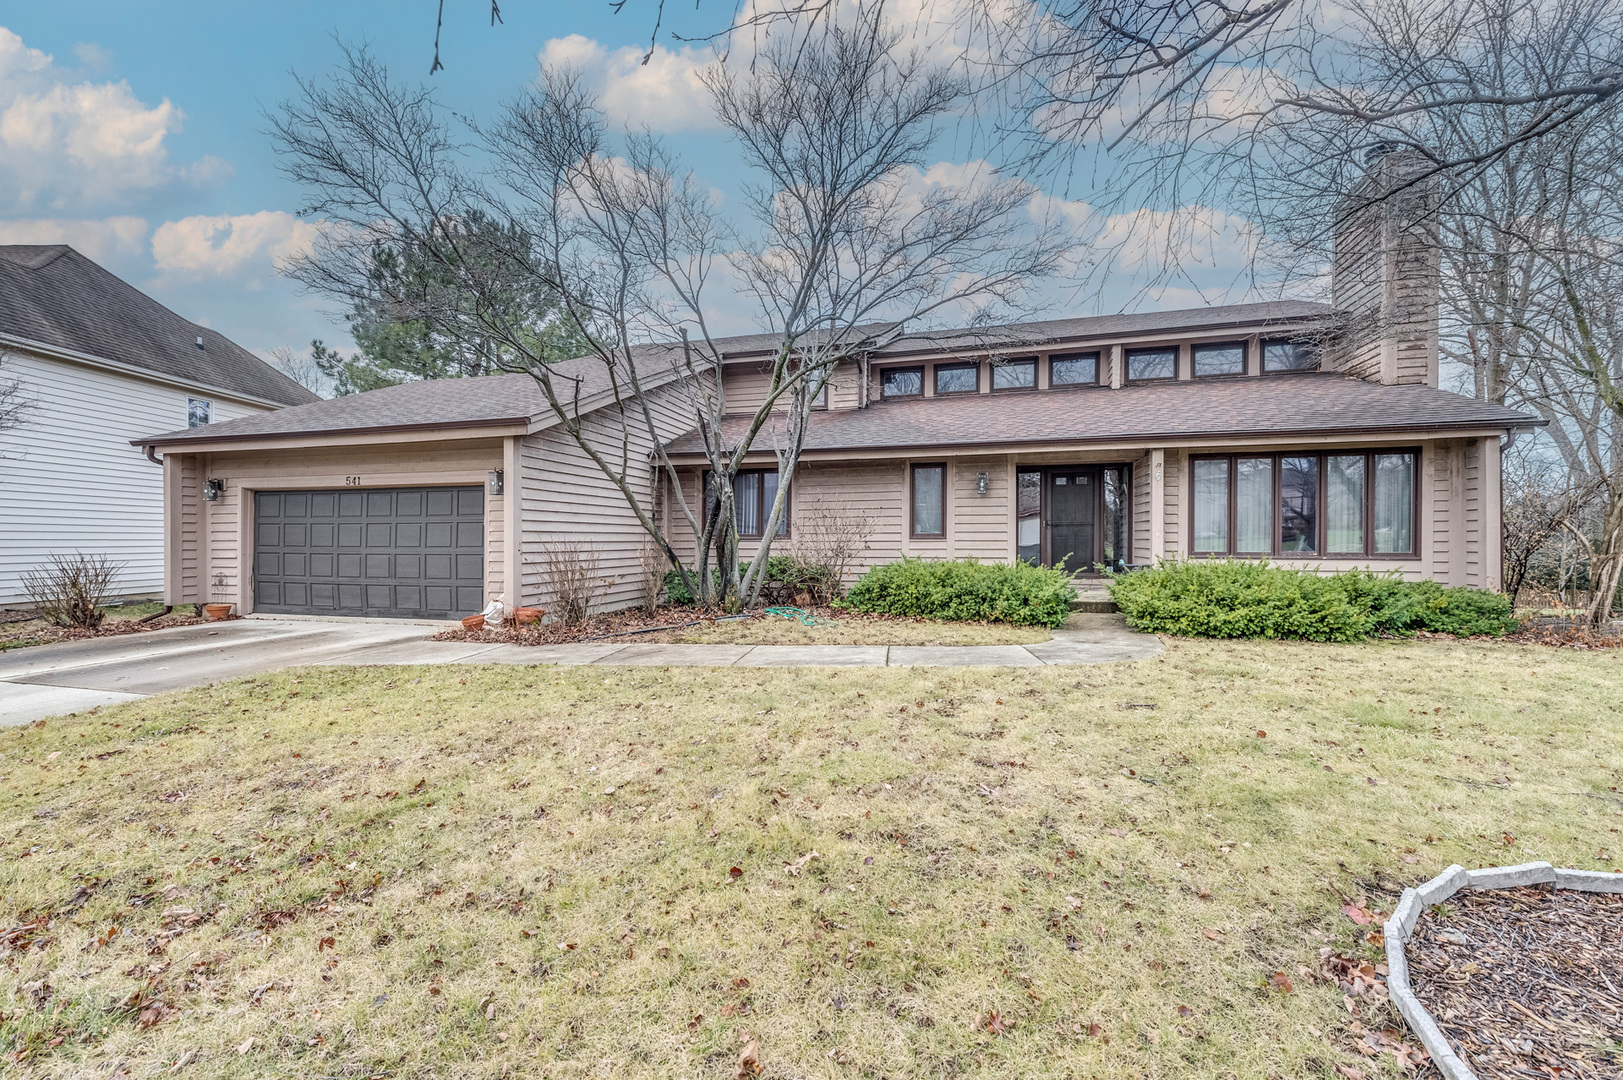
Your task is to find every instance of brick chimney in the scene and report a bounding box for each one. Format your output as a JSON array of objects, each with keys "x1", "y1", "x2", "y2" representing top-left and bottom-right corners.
[{"x1": 1328, "y1": 146, "x2": 1440, "y2": 387}]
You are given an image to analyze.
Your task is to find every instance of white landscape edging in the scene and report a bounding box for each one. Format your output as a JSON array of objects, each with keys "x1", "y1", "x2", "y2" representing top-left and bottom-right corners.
[{"x1": 1383, "y1": 861, "x2": 1623, "y2": 1080}]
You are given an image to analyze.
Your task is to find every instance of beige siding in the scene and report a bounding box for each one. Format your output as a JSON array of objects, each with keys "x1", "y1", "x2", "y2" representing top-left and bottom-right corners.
[
  {"x1": 951, "y1": 456, "x2": 1013, "y2": 561},
  {"x1": 1131, "y1": 452, "x2": 1153, "y2": 564},
  {"x1": 1463, "y1": 437, "x2": 1484, "y2": 587},
  {"x1": 721, "y1": 358, "x2": 864, "y2": 415},
  {"x1": 179, "y1": 456, "x2": 203, "y2": 603},
  {"x1": 1162, "y1": 451, "x2": 1183, "y2": 559},
  {"x1": 518, "y1": 383, "x2": 695, "y2": 613}
]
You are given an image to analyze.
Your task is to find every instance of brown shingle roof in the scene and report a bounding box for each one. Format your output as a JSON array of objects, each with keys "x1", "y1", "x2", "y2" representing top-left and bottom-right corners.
[
  {"x1": 130, "y1": 299, "x2": 1348, "y2": 446},
  {"x1": 0, "y1": 245, "x2": 318, "y2": 407},
  {"x1": 664, "y1": 373, "x2": 1540, "y2": 456}
]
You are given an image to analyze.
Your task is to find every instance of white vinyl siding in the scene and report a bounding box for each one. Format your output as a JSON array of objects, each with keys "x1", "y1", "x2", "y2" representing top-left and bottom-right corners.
[{"x1": 0, "y1": 350, "x2": 266, "y2": 604}]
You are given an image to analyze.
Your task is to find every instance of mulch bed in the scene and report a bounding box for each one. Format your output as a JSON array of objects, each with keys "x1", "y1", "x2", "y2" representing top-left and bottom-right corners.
[
  {"x1": 1406, "y1": 885, "x2": 1623, "y2": 1078},
  {"x1": 432, "y1": 604, "x2": 952, "y2": 646},
  {"x1": 1506, "y1": 618, "x2": 1623, "y2": 650},
  {"x1": 0, "y1": 611, "x2": 204, "y2": 651}
]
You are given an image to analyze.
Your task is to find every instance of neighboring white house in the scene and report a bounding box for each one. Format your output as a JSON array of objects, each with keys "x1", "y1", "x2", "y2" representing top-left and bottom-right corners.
[{"x1": 0, "y1": 245, "x2": 318, "y2": 605}]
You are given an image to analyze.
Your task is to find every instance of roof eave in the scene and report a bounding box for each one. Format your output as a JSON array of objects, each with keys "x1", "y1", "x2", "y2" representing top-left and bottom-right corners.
[
  {"x1": 133, "y1": 417, "x2": 531, "y2": 450},
  {"x1": 1, "y1": 332, "x2": 309, "y2": 410}
]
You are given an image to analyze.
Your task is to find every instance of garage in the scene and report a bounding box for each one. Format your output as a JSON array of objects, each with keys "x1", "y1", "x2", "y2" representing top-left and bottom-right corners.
[{"x1": 253, "y1": 486, "x2": 485, "y2": 619}]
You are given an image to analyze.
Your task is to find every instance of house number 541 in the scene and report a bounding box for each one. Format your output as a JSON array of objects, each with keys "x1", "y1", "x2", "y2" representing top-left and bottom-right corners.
[{"x1": 345, "y1": 476, "x2": 362, "y2": 485}]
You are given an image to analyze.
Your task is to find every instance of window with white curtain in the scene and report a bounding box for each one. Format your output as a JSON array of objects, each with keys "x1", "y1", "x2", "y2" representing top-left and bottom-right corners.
[{"x1": 911, "y1": 464, "x2": 945, "y2": 537}]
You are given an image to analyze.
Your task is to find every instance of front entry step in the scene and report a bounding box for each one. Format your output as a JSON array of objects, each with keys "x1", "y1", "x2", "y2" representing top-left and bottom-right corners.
[{"x1": 1070, "y1": 580, "x2": 1117, "y2": 613}]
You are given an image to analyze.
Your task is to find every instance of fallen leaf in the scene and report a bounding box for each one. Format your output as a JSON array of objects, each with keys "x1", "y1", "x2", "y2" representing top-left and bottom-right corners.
[
  {"x1": 735, "y1": 1038, "x2": 762, "y2": 1079},
  {"x1": 1341, "y1": 903, "x2": 1377, "y2": 925},
  {"x1": 317, "y1": 936, "x2": 335, "y2": 951},
  {"x1": 729, "y1": 866, "x2": 743, "y2": 880},
  {"x1": 985, "y1": 1010, "x2": 1009, "y2": 1036},
  {"x1": 1256, "y1": 730, "x2": 1266, "y2": 738},
  {"x1": 1087, "y1": 1021, "x2": 1105, "y2": 1038},
  {"x1": 1176, "y1": 1004, "x2": 1193, "y2": 1018},
  {"x1": 784, "y1": 851, "x2": 820, "y2": 876},
  {"x1": 236, "y1": 1037, "x2": 254, "y2": 1056},
  {"x1": 1270, "y1": 971, "x2": 1294, "y2": 993}
]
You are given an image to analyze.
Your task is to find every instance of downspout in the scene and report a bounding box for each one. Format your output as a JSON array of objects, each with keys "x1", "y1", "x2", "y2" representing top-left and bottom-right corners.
[{"x1": 144, "y1": 444, "x2": 161, "y2": 465}]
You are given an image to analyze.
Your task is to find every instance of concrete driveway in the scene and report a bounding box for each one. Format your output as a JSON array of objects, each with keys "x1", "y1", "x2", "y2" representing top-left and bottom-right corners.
[{"x1": 0, "y1": 612, "x2": 1160, "y2": 725}]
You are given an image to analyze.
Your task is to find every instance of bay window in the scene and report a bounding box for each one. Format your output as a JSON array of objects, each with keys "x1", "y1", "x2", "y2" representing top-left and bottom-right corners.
[{"x1": 1190, "y1": 449, "x2": 1418, "y2": 557}]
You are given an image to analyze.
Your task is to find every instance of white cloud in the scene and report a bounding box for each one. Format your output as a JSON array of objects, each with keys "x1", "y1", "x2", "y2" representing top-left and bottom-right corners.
[
  {"x1": 0, "y1": 215, "x2": 147, "y2": 262},
  {"x1": 0, "y1": 26, "x2": 227, "y2": 211},
  {"x1": 150, "y1": 211, "x2": 323, "y2": 276},
  {"x1": 539, "y1": 34, "x2": 719, "y2": 133}
]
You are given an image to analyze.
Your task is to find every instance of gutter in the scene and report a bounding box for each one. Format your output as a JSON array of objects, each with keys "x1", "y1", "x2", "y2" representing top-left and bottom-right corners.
[{"x1": 132, "y1": 415, "x2": 534, "y2": 450}]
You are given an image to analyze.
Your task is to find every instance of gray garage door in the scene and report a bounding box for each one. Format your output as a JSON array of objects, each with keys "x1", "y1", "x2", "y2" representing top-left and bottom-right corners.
[{"x1": 253, "y1": 487, "x2": 485, "y2": 619}]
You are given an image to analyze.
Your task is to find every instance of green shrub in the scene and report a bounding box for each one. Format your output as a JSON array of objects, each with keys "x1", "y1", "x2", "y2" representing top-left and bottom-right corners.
[
  {"x1": 663, "y1": 568, "x2": 720, "y2": 606},
  {"x1": 1108, "y1": 561, "x2": 1517, "y2": 641},
  {"x1": 838, "y1": 558, "x2": 1075, "y2": 628}
]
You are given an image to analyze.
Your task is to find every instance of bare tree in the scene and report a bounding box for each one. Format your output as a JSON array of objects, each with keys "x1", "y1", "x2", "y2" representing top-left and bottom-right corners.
[
  {"x1": 265, "y1": 346, "x2": 331, "y2": 397},
  {"x1": 0, "y1": 355, "x2": 30, "y2": 438},
  {"x1": 275, "y1": 16, "x2": 1060, "y2": 611}
]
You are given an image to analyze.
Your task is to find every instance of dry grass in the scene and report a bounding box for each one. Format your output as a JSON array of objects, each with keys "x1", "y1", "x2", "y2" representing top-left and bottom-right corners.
[
  {"x1": 1, "y1": 638, "x2": 1620, "y2": 1079},
  {"x1": 647, "y1": 613, "x2": 1051, "y2": 646}
]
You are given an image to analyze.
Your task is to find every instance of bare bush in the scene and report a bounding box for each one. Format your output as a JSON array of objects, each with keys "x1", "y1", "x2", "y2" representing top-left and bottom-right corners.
[
  {"x1": 786, "y1": 492, "x2": 876, "y2": 603},
  {"x1": 21, "y1": 553, "x2": 123, "y2": 630},
  {"x1": 636, "y1": 538, "x2": 667, "y2": 614},
  {"x1": 534, "y1": 541, "x2": 609, "y2": 627}
]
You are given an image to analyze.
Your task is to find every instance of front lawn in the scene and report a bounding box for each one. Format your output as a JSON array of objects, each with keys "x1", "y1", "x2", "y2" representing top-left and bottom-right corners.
[{"x1": 2, "y1": 639, "x2": 1619, "y2": 1078}]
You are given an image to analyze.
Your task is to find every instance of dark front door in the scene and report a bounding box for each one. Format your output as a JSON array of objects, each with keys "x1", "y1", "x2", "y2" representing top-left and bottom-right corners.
[
  {"x1": 253, "y1": 486, "x2": 485, "y2": 619},
  {"x1": 1047, "y1": 468, "x2": 1097, "y2": 573}
]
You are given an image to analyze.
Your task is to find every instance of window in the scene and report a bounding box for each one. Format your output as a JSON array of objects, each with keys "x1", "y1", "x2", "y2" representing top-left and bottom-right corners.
[
  {"x1": 732, "y1": 470, "x2": 789, "y2": 538},
  {"x1": 881, "y1": 367, "x2": 923, "y2": 398},
  {"x1": 911, "y1": 463, "x2": 946, "y2": 537},
  {"x1": 1262, "y1": 339, "x2": 1320, "y2": 373},
  {"x1": 1050, "y1": 352, "x2": 1099, "y2": 386},
  {"x1": 934, "y1": 362, "x2": 979, "y2": 395},
  {"x1": 1190, "y1": 450, "x2": 1418, "y2": 557},
  {"x1": 1016, "y1": 468, "x2": 1041, "y2": 562},
  {"x1": 188, "y1": 398, "x2": 212, "y2": 427},
  {"x1": 991, "y1": 357, "x2": 1036, "y2": 390},
  {"x1": 1192, "y1": 341, "x2": 1245, "y2": 377},
  {"x1": 1192, "y1": 459, "x2": 1230, "y2": 553},
  {"x1": 810, "y1": 382, "x2": 829, "y2": 409},
  {"x1": 1126, "y1": 347, "x2": 1176, "y2": 381}
]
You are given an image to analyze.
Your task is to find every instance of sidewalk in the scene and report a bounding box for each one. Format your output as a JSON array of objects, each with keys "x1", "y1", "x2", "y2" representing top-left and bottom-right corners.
[
  {"x1": 0, "y1": 613, "x2": 1160, "y2": 725},
  {"x1": 311, "y1": 612, "x2": 1162, "y2": 669}
]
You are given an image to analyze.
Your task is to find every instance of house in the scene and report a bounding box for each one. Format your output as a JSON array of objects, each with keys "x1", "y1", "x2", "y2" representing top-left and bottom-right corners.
[
  {"x1": 131, "y1": 161, "x2": 1543, "y2": 622},
  {"x1": 0, "y1": 246, "x2": 319, "y2": 605}
]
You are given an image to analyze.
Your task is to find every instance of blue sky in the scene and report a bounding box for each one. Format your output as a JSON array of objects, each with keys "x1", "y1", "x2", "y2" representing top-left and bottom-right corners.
[{"x1": 0, "y1": 2, "x2": 1270, "y2": 373}]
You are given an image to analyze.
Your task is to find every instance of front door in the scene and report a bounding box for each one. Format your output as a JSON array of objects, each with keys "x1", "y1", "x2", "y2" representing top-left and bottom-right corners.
[{"x1": 1047, "y1": 468, "x2": 1097, "y2": 574}]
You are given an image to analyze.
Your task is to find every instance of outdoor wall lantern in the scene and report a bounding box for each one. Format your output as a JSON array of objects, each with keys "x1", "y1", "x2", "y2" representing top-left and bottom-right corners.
[
  {"x1": 488, "y1": 469, "x2": 505, "y2": 496},
  {"x1": 203, "y1": 478, "x2": 223, "y2": 502},
  {"x1": 976, "y1": 471, "x2": 989, "y2": 495}
]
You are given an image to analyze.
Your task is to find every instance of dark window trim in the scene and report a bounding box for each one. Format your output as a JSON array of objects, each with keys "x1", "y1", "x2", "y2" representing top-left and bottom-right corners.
[
  {"x1": 989, "y1": 356, "x2": 1038, "y2": 392},
  {"x1": 708, "y1": 467, "x2": 791, "y2": 539},
  {"x1": 933, "y1": 361, "x2": 981, "y2": 395},
  {"x1": 1048, "y1": 351, "x2": 1103, "y2": 388},
  {"x1": 880, "y1": 365, "x2": 925, "y2": 398},
  {"x1": 1260, "y1": 338, "x2": 1323, "y2": 374},
  {"x1": 910, "y1": 462, "x2": 947, "y2": 538},
  {"x1": 1187, "y1": 447, "x2": 1421, "y2": 559},
  {"x1": 1125, "y1": 346, "x2": 1179, "y2": 382},
  {"x1": 1190, "y1": 340, "x2": 1248, "y2": 379}
]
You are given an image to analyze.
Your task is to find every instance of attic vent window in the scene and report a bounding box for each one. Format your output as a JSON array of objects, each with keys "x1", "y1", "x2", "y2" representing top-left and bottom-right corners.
[{"x1": 195, "y1": 336, "x2": 205, "y2": 349}]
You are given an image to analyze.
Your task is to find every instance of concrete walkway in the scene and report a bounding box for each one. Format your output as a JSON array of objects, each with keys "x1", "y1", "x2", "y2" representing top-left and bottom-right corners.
[{"x1": 0, "y1": 612, "x2": 1160, "y2": 725}]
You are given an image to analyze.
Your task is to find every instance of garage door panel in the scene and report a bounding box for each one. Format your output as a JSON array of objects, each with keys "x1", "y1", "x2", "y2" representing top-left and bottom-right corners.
[{"x1": 254, "y1": 485, "x2": 483, "y2": 619}]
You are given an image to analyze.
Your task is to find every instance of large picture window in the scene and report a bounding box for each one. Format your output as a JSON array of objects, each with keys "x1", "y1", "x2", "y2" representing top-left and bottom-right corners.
[
  {"x1": 911, "y1": 463, "x2": 946, "y2": 537},
  {"x1": 732, "y1": 470, "x2": 789, "y2": 538},
  {"x1": 1190, "y1": 450, "x2": 1418, "y2": 558}
]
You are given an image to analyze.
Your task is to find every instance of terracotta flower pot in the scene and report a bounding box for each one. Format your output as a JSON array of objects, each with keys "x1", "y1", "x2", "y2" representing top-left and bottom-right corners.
[
  {"x1": 513, "y1": 607, "x2": 543, "y2": 625},
  {"x1": 203, "y1": 603, "x2": 233, "y2": 621},
  {"x1": 461, "y1": 614, "x2": 486, "y2": 631}
]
